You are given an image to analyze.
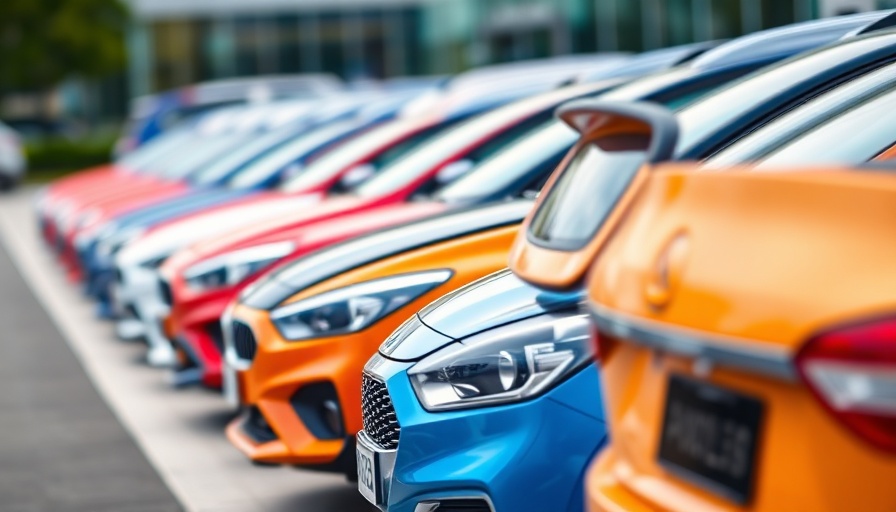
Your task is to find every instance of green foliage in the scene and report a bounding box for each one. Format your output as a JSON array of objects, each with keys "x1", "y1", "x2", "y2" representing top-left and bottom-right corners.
[
  {"x1": 0, "y1": 0, "x2": 130, "y2": 92},
  {"x1": 26, "y1": 137, "x2": 114, "y2": 173}
]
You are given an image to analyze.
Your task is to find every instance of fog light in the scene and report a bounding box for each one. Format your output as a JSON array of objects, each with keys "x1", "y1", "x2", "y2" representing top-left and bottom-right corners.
[{"x1": 322, "y1": 400, "x2": 343, "y2": 437}]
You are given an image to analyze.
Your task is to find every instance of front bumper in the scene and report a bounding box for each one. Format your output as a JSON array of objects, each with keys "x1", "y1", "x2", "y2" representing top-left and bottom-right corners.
[
  {"x1": 113, "y1": 260, "x2": 175, "y2": 366},
  {"x1": 362, "y1": 356, "x2": 607, "y2": 512},
  {"x1": 222, "y1": 303, "x2": 389, "y2": 468},
  {"x1": 168, "y1": 286, "x2": 237, "y2": 389}
]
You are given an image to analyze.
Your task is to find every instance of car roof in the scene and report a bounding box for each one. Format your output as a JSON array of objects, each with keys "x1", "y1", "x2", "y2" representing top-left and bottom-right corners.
[
  {"x1": 581, "y1": 40, "x2": 725, "y2": 82},
  {"x1": 690, "y1": 9, "x2": 896, "y2": 71}
]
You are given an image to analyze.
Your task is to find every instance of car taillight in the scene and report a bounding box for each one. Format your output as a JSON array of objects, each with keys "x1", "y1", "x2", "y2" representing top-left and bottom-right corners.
[{"x1": 796, "y1": 316, "x2": 896, "y2": 454}]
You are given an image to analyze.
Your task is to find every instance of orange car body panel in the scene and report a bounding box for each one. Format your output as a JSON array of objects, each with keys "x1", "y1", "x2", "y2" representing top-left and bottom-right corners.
[
  {"x1": 585, "y1": 166, "x2": 896, "y2": 511},
  {"x1": 226, "y1": 225, "x2": 520, "y2": 465}
]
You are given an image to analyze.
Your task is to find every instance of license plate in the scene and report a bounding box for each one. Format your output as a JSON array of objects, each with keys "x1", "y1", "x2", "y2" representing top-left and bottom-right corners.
[
  {"x1": 356, "y1": 440, "x2": 380, "y2": 505},
  {"x1": 658, "y1": 375, "x2": 764, "y2": 505}
]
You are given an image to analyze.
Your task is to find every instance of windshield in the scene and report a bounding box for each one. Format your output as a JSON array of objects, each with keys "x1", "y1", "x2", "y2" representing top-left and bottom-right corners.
[
  {"x1": 189, "y1": 125, "x2": 306, "y2": 186},
  {"x1": 529, "y1": 138, "x2": 649, "y2": 250},
  {"x1": 279, "y1": 117, "x2": 448, "y2": 194},
  {"x1": 353, "y1": 105, "x2": 555, "y2": 198},
  {"x1": 227, "y1": 120, "x2": 364, "y2": 190},
  {"x1": 675, "y1": 35, "x2": 896, "y2": 155},
  {"x1": 704, "y1": 61, "x2": 896, "y2": 168},
  {"x1": 435, "y1": 120, "x2": 577, "y2": 203},
  {"x1": 117, "y1": 128, "x2": 196, "y2": 172},
  {"x1": 160, "y1": 133, "x2": 248, "y2": 180}
]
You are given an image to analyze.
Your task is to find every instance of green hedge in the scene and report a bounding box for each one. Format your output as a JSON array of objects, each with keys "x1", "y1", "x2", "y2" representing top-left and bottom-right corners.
[{"x1": 26, "y1": 138, "x2": 115, "y2": 173}]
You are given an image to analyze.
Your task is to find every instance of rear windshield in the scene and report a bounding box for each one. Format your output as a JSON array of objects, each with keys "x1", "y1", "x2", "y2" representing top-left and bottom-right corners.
[{"x1": 528, "y1": 137, "x2": 649, "y2": 250}]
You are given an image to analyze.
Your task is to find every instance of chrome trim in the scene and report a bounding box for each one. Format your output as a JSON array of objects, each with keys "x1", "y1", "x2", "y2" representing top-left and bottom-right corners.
[
  {"x1": 414, "y1": 495, "x2": 496, "y2": 512},
  {"x1": 357, "y1": 431, "x2": 397, "y2": 510},
  {"x1": 590, "y1": 302, "x2": 797, "y2": 381}
]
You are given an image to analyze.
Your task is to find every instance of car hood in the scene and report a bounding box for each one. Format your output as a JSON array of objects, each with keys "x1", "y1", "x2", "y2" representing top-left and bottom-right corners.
[
  {"x1": 421, "y1": 268, "x2": 583, "y2": 340},
  {"x1": 170, "y1": 195, "x2": 376, "y2": 258},
  {"x1": 116, "y1": 192, "x2": 322, "y2": 266},
  {"x1": 179, "y1": 201, "x2": 450, "y2": 268},
  {"x1": 381, "y1": 269, "x2": 583, "y2": 361},
  {"x1": 241, "y1": 201, "x2": 534, "y2": 310}
]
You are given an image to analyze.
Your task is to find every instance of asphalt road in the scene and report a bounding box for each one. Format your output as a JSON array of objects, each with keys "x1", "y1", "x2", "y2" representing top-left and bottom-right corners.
[{"x1": 0, "y1": 188, "x2": 372, "y2": 512}]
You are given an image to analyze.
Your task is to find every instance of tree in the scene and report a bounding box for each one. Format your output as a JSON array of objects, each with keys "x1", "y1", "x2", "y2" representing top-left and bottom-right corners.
[{"x1": 0, "y1": 0, "x2": 129, "y2": 94}]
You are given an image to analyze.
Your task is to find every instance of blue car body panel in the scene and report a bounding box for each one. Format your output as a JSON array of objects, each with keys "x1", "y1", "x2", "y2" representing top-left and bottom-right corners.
[{"x1": 372, "y1": 270, "x2": 602, "y2": 512}]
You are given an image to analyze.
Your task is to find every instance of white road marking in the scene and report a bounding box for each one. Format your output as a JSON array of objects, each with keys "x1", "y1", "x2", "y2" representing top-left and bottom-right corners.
[{"x1": 0, "y1": 189, "x2": 366, "y2": 512}]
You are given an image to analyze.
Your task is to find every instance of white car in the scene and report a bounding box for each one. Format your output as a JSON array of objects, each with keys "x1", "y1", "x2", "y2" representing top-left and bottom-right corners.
[{"x1": 0, "y1": 121, "x2": 26, "y2": 190}]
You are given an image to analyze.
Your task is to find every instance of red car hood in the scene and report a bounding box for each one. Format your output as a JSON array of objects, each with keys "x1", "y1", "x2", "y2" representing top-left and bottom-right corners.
[{"x1": 167, "y1": 201, "x2": 449, "y2": 277}]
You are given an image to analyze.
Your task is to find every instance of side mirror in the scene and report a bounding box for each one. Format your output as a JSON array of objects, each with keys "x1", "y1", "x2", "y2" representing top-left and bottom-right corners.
[
  {"x1": 435, "y1": 159, "x2": 475, "y2": 185},
  {"x1": 340, "y1": 163, "x2": 376, "y2": 189}
]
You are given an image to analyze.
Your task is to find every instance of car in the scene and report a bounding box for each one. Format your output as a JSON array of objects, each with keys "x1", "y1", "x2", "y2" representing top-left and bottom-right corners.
[
  {"x1": 74, "y1": 93, "x2": 414, "y2": 304},
  {"x1": 161, "y1": 118, "x2": 577, "y2": 388},
  {"x1": 219, "y1": 201, "x2": 534, "y2": 471},
  {"x1": 0, "y1": 121, "x2": 26, "y2": 190},
  {"x1": 39, "y1": 103, "x2": 284, "y2": 261},
  {"x1": 114, "y1": 73, "x2": 344, "y2": 155},
  {"x1": 53, "y1": 96, "x2": 375, "y2": 279},
  {"x1": 584, "y1": 154, "x2": 896, "y2": 512}
]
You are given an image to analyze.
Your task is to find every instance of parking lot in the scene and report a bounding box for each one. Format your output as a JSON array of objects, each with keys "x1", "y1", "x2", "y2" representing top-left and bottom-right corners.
[{"x1": 0, "y1": 187, "x2": 370, "y2": 512}]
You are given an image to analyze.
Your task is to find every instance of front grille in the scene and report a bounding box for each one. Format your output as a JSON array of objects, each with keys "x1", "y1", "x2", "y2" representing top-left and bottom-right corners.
[
  {"x1": 158, "y1": 278, "x2": 173, "y2": 307},
  {"x1": 232, "y1": 321, "x2": 258, "y2": 362},
  {"x1": 361, "y1": 374, "x2": 400, "y2": 450}
]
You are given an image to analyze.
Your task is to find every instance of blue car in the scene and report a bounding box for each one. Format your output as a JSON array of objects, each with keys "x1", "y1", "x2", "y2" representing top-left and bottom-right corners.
[{"x1": 358, "y1": 270, "x2": 598, "y2": 512}]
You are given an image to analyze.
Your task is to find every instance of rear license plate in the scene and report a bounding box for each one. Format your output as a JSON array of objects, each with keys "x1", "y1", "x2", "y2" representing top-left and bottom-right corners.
[
  {"x1": 356, "y1": 440, "x2": 381, "y2": 506},
  {"x1": 658, "y1": 374, "x2": 763, "y2": 504}
]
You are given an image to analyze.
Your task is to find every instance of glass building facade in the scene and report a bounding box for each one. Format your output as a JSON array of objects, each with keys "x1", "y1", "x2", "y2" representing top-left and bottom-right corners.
[{"x1": 126, "y1": 0, "x2": 876, "y2": 97}]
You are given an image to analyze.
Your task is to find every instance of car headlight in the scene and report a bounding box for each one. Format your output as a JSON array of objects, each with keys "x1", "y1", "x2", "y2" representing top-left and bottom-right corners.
[
  {"x1": 408, "y1": 313, "x2": 592, "y2": 411},
  {"x1": 184, "y1": 241, "x2": 295, "y2": 292},
  {"x1": 270, "y1": 270, "x2": 452, "y2": 341}
]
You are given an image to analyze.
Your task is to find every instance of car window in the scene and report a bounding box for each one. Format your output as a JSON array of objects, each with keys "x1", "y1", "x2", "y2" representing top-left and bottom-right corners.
[
  {"x1": 674, "y1": 35, "x2": 896, "y2": 156},
  {"x1": 189, "y1": 125, "x2": 307, "y2": 186},
  {"x1": 355, "y1": 108, "x2": 554, "y2": 198},
  {"x1": 435, "y1": 120, "x2": 577, "y2": 203},
  {"x1": 278, "y1": 117, "x2": 455, "y2": 194},
  {"x1": 161, "y1": 134, "x2": 247, "y2": 179},
  {"x1": 754, "y1": 86, "x2": 896, "y2": 169},
  {"x1": 225, "y1": 121, "x2": 362, "y2": 189},
  {"x1": 704, "y1": 61, "x2": 896, "y2": 168},
  {"x1": 528, "y1": 138, "x2": 649, "y2": 251},
  {"x1": 117, "y1": 129, "x2": 195, "y2": 172}
]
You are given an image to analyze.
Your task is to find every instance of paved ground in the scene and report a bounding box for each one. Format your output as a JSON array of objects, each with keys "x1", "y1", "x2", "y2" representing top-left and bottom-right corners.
[{"x1": 0, "y1": 188, "x2": 372, "y2": 512}]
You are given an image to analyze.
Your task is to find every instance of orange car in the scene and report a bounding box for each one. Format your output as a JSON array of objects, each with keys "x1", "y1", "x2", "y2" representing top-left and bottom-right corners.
[
  {"x1": 584, "y1": 166, "x2": 896, "y2": 511},
  {"x1": 221, "y1": 200, "x2": 532, "y2": 471}
]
